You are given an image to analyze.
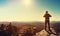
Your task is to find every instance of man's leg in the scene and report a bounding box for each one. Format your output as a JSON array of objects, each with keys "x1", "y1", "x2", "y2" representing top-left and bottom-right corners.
[
  {"x1": 45, "y1": 21, "x2": 47, "y2": 31},
  {"x1": 48, "y1": 21, "x2": 50, "y2": 30},
  {"x1": 48, "y1": 20, "x2": 52, "y2": 33}
]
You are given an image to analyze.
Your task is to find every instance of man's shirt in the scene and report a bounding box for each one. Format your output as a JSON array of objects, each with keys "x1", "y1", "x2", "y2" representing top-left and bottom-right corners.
[{"x1": 43, "y1": 13, "x2": 52, "y2": 20}]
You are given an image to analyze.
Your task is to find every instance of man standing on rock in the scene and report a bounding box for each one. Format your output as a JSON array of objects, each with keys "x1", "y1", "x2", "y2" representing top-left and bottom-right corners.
[
  {"x1": 43, "y1": 11, "x2": 52, "y2": 31},
  {"x1": 43, "y1": 11, "x2": 59, "y2": 35}
]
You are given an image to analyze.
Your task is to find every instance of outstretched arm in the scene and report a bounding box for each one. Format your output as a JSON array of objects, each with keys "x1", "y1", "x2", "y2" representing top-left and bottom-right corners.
[
  {"x1": 49, "y1": 14, "x2": 52, "y2": 17},
  {"x1": 43, "y1": 14, "x2": 46, "y2": 17}
]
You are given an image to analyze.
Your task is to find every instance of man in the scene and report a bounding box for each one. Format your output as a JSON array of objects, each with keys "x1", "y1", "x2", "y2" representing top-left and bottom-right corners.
[
  {"x1": 43, "y1": 11, "x2": 52, "y2": 31},
  {"x1": 43, "y1": 11, "x2": 59, "y2": 35}
]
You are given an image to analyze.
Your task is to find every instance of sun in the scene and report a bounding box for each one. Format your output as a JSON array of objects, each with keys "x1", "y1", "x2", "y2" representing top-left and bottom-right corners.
[{"x1": 22, "y1": 0, "x2": 33, "y2": 7}]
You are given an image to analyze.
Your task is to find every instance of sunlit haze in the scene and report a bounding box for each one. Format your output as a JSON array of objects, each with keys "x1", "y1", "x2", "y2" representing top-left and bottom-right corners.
[{"x1": 0, "y1": 0, "x2": 60, "y2": 22}]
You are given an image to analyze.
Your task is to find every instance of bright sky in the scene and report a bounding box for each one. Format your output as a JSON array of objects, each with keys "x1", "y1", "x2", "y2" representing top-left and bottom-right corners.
[{"x1": 0, "y1": 0, "x2": 60, "y2": 22}]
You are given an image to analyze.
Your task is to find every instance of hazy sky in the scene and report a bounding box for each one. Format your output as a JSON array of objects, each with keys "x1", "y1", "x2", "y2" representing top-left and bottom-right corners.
[{"x1": 0, "y1": 0, "x2": 60, "y2": 22}]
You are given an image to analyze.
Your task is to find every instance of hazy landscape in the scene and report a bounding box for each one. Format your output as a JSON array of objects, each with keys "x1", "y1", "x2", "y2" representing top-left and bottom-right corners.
[{"x1": 0, "y1": 21, "x2": 60, "y2": 36}]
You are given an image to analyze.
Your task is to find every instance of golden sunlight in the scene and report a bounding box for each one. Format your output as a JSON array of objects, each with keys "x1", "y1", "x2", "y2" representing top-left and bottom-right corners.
[{"x1": 22, "y1": 0, "x2": 33, "y2": 7}]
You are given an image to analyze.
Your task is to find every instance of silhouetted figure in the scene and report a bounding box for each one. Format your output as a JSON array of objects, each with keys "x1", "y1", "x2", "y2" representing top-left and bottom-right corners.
[
  {"x1": 0, "y1": 24, "x2": 5, "y2": 30},
  {"x1": 0, "y1": 24, "x2": 5, "y2": 36},
  {"x1": 43, "y1": 11, "x2": 59, "y2": 35},
  {"x1": 6, "y1": 23, "x2": 13, "y2": 36},
  {"x1": 0, "y1": 24, "x2": 7, "y2": 36},
  {"x1": 43, "y1": 11, "x2": 52, "y2": 31}
]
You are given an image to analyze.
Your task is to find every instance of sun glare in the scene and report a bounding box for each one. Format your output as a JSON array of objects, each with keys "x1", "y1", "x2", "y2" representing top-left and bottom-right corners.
[{"x1": 22, "y1": 0, "x2": 33, "y2": 7}]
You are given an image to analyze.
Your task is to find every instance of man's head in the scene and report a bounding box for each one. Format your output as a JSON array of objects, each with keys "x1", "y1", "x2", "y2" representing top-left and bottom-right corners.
[{"x1": 46, "y1": 11, "x2": 48, "y2": 14}]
